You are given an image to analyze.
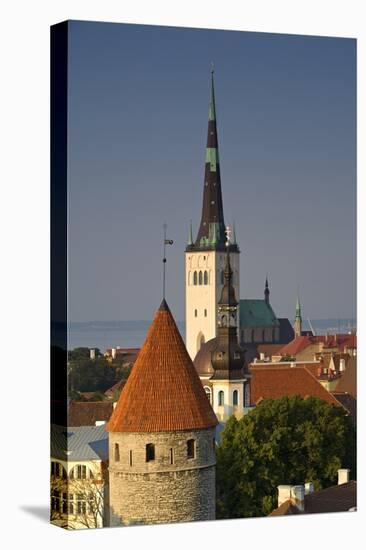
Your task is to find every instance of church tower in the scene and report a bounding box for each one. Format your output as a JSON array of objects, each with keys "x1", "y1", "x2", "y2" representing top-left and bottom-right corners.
[
  {"x1": 210, "y1": 245, "x2": 250, "y2": 421},
  {"x1": 186, "y1": 69, "x2": 240, "y2": 359},
  {"x1": 294, "y1": 296, "x2": 302, "y2": 337},
  {"x1": 107, "y1": 299, "x2": 218, "y2": 526}
]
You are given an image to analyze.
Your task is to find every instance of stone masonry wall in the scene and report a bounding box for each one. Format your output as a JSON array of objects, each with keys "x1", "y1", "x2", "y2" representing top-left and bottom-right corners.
[{"x1": 109, "y1": 427, "x2": 216, "y2": 526}]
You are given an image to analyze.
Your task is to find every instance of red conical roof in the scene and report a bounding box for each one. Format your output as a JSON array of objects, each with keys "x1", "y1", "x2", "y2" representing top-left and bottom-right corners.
[{"x1": 107, "y1": 300, "x2": 218, "y2": 433}]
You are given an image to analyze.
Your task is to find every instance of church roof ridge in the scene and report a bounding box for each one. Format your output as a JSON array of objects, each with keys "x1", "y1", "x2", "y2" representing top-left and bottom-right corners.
[{"x1": 107, "y1": 301, "x2": 218, "y2": 433}]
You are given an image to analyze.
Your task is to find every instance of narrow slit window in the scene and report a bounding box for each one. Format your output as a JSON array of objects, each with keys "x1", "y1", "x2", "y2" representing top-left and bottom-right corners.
[
  {"x1": 187, "y1": 439, "x2": 195, "y2": 459},
  {"x1": 146, "y1": 443, "x2": 155, "y2": 462},
  {"x1": 129, "y1": 450, "x2": 133, "y2": 466},
  {"x1": 170, "y1": 448, "x2": 174, "y2": 465},
  {"x1": 114, "y1": 443, "x2": 120, "y2": 462}
]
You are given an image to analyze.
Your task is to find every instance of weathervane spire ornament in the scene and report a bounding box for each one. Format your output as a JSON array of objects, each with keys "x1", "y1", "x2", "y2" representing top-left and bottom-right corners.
[{"x1": 162, "y1": 223, "x2": 173, "y2": 300}]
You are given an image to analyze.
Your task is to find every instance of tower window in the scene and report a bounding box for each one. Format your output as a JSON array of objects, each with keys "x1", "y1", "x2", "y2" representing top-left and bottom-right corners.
[
  {"x1": 218, "y1": 390, "x2": 224, "y2": 406},
  {"x1": 114, "y1": 443, "x2": 120, "y2": 462},
  {"x1": 204, "y1": 309, "x2": 207, "y2": 317},
  {"x1": 129, "y1": 450, "x2": 133, "y2": 467},
  {"x1": 233, "y1": 390, "x2": 238, "y2": 406},
  {"x1": 194, "y1": 309, "x2": 198, "y2": 317},
  {"x1": 146, "y1": 443, "x2": 155, "y2": 462},
  {"x1": 199, "y1": 271, "x2": 203, "y2": 285},
  {"x1": 193, "y1": 271, "x2": 198, "y2": 285},
  {"x1": 204, "y1": 271, "x2": 208, "y2": 285},
  {"x1": 187, "y1": 439, "x2": 195, "y2": 459},
  {"x1": 170, "y1": 448, "x2": 174, "y2": 465},
  {"x1": 204, "y1": 386, "x2": 212, "y2": 403}
]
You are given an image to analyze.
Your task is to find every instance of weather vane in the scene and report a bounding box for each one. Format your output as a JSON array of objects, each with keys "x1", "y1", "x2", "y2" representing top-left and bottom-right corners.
[{"x1": 162, "y1": 223, "x2": 174, "y2": 300}]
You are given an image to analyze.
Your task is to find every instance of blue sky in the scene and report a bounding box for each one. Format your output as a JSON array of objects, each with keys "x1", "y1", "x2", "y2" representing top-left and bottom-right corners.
[{"x1": 67, "y1": 21, "x2": 356, "y2": 322}]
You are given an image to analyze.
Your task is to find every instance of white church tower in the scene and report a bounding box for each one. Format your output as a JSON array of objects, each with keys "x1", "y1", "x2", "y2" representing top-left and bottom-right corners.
[{"x1": 185, "y1": 69, "x2": 240, "y2": 360}]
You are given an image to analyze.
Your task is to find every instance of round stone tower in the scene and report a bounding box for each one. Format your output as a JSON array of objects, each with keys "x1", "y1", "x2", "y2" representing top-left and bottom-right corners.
[{"x1": 107, "y1": 299, "x2": 218, "y2": 526}]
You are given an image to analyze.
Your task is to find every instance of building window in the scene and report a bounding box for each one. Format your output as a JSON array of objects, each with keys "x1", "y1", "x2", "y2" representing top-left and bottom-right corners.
[
  {"x1": 193, "y1": 271, "x2": 198, "y2": 285},
  {"x1": 199, "y1": 271, "x2": 203, "y2": 285},
  {"x1": 233, "y1": 390, "x2": 238, "y2": 406},
  {"x1": 77, "y1": 494, "x2": 87, "y2": 515},
  {"x1": 129, "y1": 450, "x2": 133, "y2": 467},
  {"x1": 114, "y1": 443, "x2": 120, "y2": 462},
  {"x1": 170, "y1": 448, "x2": 174, "y2": 465},
  {"x1": 204, "y1": 386, "x2": 212, "y2": 403},
  {"x1": 204, "y1": 308, "x2": 207, "y2": 317},
  {"x1": 62, "y1": 493, "x2": 68, "y2": 514},
  {"x1": 51, "y1": 461, "x2": 66, "y2": 479},
  {"x1": 218, "y1": 390, "x2": 224, "y2": 406},
  {"x1": 204, "y1": 271, "x2": 208, "y2": 285},
  {"x1": 194, "y1": 309, "x2": 197, "y2": 317},
  {"x1": 187, "y1": 439, "x2": 195, "y2": 459},
  {"x1": 77, "y1": 465, "x2": 87, "y2": 479},
  {"x1": 51, "y1": 490, "x2": 60, "y2": 512},
  {"x1": 146, "y1": 443, "x2": 155, "y2": 462},
  {"x1": 69, "y1": 494, "x2": 74, "y2": 514}
]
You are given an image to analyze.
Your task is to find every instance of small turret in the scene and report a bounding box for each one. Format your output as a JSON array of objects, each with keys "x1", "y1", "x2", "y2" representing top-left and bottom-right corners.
[{"x1": 264, "y1": 276, "x2": 270, "y2": 304}]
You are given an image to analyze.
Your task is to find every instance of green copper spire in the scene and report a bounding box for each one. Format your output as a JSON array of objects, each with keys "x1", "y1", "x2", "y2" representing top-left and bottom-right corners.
[
  {"x1": 295, "y1": 296, "x2": 302, "y2": 319},
  {"x1": 208, "y1": 65, "x2": 216, "y2": 121}
]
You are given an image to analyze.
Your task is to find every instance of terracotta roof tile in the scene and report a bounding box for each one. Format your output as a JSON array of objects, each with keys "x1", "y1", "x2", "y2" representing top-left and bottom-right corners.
[
  {"x1": 250, "y1": 365, "x2": 342, "y2": 407},
  {"x1": 107, "y1": 300, "x2": 218, "y2": 433},
  {"x1": 68, "y1": 401, "x2": 114, "y2": 427}
]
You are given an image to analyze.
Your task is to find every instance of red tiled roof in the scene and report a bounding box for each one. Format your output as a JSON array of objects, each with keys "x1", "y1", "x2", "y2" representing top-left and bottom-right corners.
[
  {"x1": 104, "y1": 379, "x2": 127, "y2": 398},
  {"x1": 107, "y1": 300, "x2": 218, "y2": 433},
  {"x1": 68, "y1": 401, "x2": 114, "y2": 427},
  {"x1": 278, "y1": 336, "x2": 312, "y2": 357},
  {"x1": 250, "y1": 365, "x2": 342, "y2": 407},
  {"x1": 334, "y1": 357, "x2": 357, "y2": 397}
]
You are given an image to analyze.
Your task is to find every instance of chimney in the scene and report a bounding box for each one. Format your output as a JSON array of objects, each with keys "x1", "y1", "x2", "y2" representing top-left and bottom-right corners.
[
  {"x1": 339, "y1": 358, "x2": 346, "y2": 372},
  {"x1": 113, "y1": 401, "x2": 117, "y2": 410},
  {"x1": 260, "y1": 352, "x2": 265, "y2": 361},
  {"x1": 90, "y1": 348, "x2": 96, "y2": 360},
  {"x1": 338, "y1": 469, "x2": 350, "y2": 485},
  {"x1": 305, "y1": 482, "x2": 314, "y2": 495},
  {"x1": 291, "y1": 485, "x2": 305, "y2": 512},
  {"x1": 111, "y1": 347, "x2": 117, "y2": 359},
  {"x1": 277, "y1": 485, "x2": 292, "y2": 507}
]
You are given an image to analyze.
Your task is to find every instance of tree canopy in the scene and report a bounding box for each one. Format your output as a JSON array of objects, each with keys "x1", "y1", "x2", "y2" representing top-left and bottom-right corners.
[{"x1": 216, "y1": 396, "x2": 356, "y2": 518}]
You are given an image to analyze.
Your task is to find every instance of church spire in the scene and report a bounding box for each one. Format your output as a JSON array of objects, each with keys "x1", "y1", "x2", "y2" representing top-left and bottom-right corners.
[
  {"x1": 264, "y1": 276, "x2": 270, "y2": 304},
  {"x1": 193, "y1": 67, "x2": 227, "y2": 251},
  {"x1": 294, "y1": 294, "x2": 302, "y2": 337}
]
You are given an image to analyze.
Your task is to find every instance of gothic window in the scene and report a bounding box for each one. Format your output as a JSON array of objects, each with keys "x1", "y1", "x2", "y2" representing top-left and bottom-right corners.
[
  {"x1": 146, "y1": 443, "x2": 155, "y2": 462},
  {"x1": 193, "y1": 271, "x2": 198, "y2": 285},
  {"x1": 114, "y1": 443, "x2": 120, "y2": 462},
  {"x1": 187, "y1": 439, "x2": 195, "y2": 459},
  {"x1": 199, "y1": 271, "x2": 203, "y2": 285},
  {"x1": 233, "y1": 390, "x2": 238, "y2": 406},
  {"x1": 218, "y1": 390, "x2": 224, "y2": 406},
  {"x1": 51, "y1": 461, "x2": 67, "y2": 479},
  {"x1": 204, "y1": 270, "x2": 208, "y2": 285}
]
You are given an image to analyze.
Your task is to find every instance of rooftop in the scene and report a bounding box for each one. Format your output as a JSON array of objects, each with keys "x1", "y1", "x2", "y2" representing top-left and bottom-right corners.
[
  {"x1": 240, "y1": 299, "x2": 280, "y2": 328},
  {"x1": 51, "y1": 424, "x2": 108, "y2": 462},
  {"x1": 107, "y1": 299, "x2": 218, "y2": 433}
]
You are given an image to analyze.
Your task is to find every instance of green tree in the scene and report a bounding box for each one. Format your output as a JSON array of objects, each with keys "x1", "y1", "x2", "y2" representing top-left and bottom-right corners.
[
  {"x1": 69, "y1": 357, "x2": 116, "y2": 392},
  {"x1": 216, "y1": 396, "x2": 356, "y2": 519}
]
